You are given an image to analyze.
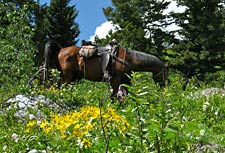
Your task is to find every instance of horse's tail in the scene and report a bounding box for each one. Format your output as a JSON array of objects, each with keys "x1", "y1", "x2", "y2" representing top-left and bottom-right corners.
[{"x1": 43, "y1": 40, "x2": 61, "y2": 81}]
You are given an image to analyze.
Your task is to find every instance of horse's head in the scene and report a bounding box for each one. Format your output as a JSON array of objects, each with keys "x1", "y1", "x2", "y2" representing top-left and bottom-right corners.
[
  {"x1": 153, "y1": 63, "x2": 169, "y2": 87},
  {"x1": 163, "y1": 63, "x2": 169, "y2": 85}
]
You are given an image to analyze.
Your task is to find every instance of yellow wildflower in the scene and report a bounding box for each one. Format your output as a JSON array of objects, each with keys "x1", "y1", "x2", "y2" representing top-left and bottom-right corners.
[
  {"x1": 86, "y1": 122, "x2": 95, "y2": 130},
  {"x1": 120, "y1": 125, "x2": 127, "y2": 133},
  {"x1": 40, "y1": 120, "x2": 48, "y2": 129},
  {"x1": 27, "y1": 105, "x2": 130, "y2": 147},
  {"x1": 26, "y1": 120, "x2": 36, "y2": 127},
  {"x1": 108, "y1": 107, "x2": 115, "y2": 114},
  {"x1": 82, "y1": 138, "x2": 92, "y2": 148},
  {"x1": 25, "y1": 128, "x2": 30, "y2": 133},
  {"x1": 73, "y1": 129, "x2": 80, "y2": 137},
  {"x1": 80, "y1": 130, "x2": 88, "y2": 137},
  {"x1": 44, "y1": 127, "x2": 52, "y2": 134},
  {"x1": 49, "y1": 86, "x2": 59, "y2": 92}
]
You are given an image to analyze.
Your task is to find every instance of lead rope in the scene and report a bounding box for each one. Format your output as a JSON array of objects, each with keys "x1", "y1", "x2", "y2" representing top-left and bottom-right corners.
[
  {"x1": 43, "y1": 57, "x2": 48, "y2": 81},
  {"x1": 27, "y1": 65, "x2": 47, "y2": 87},
  {"x1": 43, "y1": 62, "x2": 47, "y2": 81},
  {"x1": 83, "y1": 57, "x2": 86, "y2": 79}
]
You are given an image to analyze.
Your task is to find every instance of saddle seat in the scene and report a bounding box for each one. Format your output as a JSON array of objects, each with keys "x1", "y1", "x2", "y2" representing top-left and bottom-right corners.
[{"x1": 79, "y1": 43, "x2": 111, "y2": 58}]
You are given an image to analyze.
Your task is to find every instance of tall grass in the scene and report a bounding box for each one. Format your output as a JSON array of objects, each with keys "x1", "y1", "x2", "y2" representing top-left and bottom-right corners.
[{"x1": 0, "y1": 72, "x2": 225, "y2": 152}]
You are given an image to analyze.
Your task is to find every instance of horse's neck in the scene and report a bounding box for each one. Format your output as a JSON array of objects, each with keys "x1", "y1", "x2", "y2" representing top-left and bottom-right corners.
[{"x1": 126, "y1": 50, "x2": 164, "y2": 74}]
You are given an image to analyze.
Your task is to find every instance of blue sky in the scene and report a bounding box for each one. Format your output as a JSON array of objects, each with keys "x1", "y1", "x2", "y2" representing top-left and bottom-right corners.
[
  {"x1": 39, "y1": 0, "x2": 113, "y2": 45},
  {"x1": 38, "y1": 0, "x2": 184, "y2": 45}
]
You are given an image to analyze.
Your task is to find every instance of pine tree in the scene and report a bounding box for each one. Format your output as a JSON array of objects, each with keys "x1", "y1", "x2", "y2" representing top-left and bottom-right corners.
[
  {"x1": 33, "y1": 3, "x2": 50, "y2": 65},
  {"x1": 102, "y1": 0, "x2": 173, "y2": 56},
  {"x1": 171, "y1": 0, "x2": 225, "y2": 78},
  {"x1": 48, "y1": 0, "x2": 80, "y2": 47}
]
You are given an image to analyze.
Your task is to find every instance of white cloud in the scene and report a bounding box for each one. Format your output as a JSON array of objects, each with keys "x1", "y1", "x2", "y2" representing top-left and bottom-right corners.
[
  {"x1": 90, "y1": 1, "x2": 187, "y2": 41},
  {"x1": 163, "y1": 0, "x2": 187, "y2": 39},
  {"x1": 164, "y1": 0, "x2": 187, "y2": 31},
  {"x1": 89, "y1": 21, "x2": 117, "y2": 42},
  {"x1": 164, "y1": 0, "x2": 187, "y2": 15}
]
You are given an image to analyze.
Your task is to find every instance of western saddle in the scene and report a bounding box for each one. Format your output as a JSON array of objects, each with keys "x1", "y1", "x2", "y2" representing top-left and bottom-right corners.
[{"x1": 79, "y1": 39, "x2": 119, "y2": 81}]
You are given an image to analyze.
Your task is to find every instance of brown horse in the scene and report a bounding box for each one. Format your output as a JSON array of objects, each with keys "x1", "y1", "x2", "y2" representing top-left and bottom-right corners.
[{"x1": 40, "y1": 40, "x2": 168, "y2": 98}]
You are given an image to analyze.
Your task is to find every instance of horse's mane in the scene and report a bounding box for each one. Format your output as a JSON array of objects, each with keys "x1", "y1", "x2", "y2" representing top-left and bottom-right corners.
[
  {"x1": 126, "y1": 49, "x2": 167, "y2": 87},
  {"x1": 127, "y1": 49, "x2": 164, "y2": 69}
]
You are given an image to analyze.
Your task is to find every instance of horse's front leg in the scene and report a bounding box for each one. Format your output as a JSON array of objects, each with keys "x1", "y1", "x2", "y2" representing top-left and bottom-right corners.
[{"x1": 110, "y1": 76, "x2": 121, "y2": 99}]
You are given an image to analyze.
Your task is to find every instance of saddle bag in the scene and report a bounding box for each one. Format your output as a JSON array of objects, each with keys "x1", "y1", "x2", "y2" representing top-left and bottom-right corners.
[{"x1": 79, "y1": 45, "x2": 97, "y2": 58}]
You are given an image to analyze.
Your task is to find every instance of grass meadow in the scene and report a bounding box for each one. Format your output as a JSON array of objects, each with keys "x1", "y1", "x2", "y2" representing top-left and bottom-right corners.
[{"x1": 0, "y1": 71, "x2": 225, "y2": 152}]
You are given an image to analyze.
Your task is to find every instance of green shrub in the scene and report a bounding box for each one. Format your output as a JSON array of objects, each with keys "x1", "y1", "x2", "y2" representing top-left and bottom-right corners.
[
  {"x1": 1, "y1": 72, "x2": 225, "y2": 152},
  {"x1": 0, "y1": 4, "x2": 37, "y2": 102}
]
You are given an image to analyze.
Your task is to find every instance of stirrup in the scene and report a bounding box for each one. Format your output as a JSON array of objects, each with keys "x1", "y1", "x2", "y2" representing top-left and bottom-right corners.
[{"x1": 102, "y1": 72, "x2": 111, "y2": 82}]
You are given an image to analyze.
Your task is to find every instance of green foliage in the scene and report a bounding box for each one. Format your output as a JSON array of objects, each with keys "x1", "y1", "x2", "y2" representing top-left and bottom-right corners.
[
  {"x1": 204, "y1": 70, "x2": 225, "y2": 88},
  {"x1": 0, "y1": 3, "x2": 36, "y2": 100},
  {"x1": 171, "y1": 0, "x2": 225, "y2": 78},
  {"x1": 1, "y1": 72, "x2": 225, "y2": 152},
  {"x1": 101, "y1": 0, "x2": 173, "y2": 56},
  {"x1": 2, "y1": 0, "x2": 80, "y2": 65},
  {"x1": 1, "y1": 0, "x2": 225, "y2": 152}
]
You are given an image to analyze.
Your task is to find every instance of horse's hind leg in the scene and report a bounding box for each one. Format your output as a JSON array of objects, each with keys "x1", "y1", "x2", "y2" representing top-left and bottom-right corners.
[{"x1": 61, "y1": 71, "x2": 74, "y2": 84}]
